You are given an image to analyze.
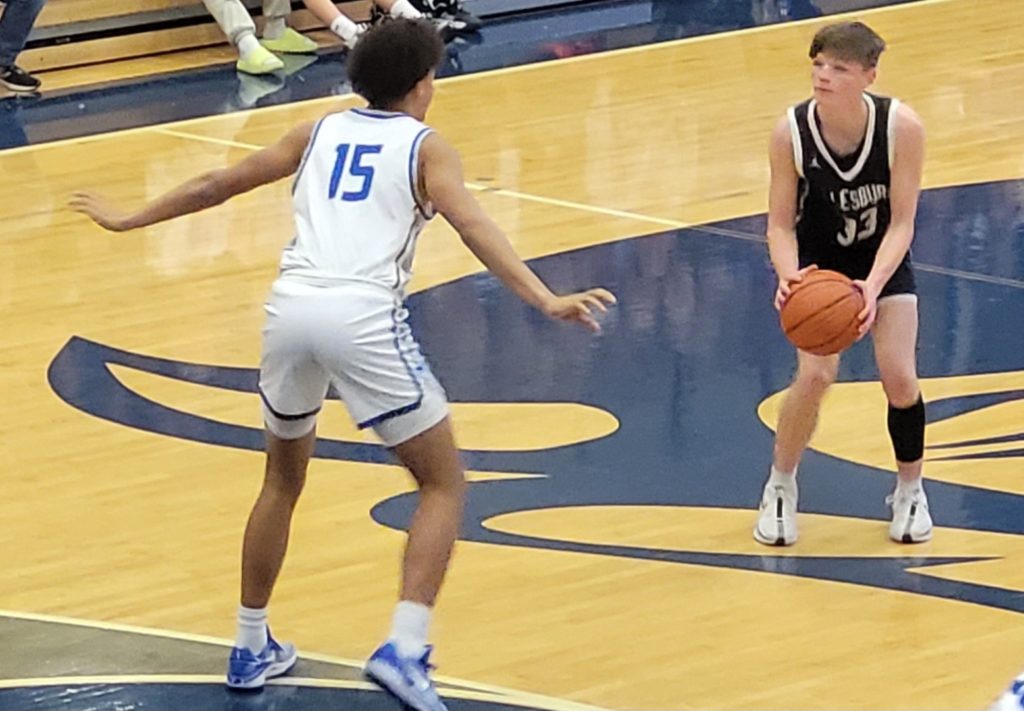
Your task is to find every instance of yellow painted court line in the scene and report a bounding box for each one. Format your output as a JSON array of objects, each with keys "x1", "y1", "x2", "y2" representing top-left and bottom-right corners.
[
  {"x1": 0, "y1": 609, "x2": 613, "y2": 711},
  {"x1": 0, "y1": 0, "x2": 955, "y2": 158}
]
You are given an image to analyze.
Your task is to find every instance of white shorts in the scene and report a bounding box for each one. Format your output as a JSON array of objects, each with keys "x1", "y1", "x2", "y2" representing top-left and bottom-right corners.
[{"x1": 259, "y1": 279, "x2": 449, "y2": 447}]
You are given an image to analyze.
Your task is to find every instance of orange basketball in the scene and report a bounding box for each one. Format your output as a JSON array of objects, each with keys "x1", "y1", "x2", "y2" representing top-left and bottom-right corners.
[{"x1": 779, "y1": 270, "x2": 865, "y2": 355}]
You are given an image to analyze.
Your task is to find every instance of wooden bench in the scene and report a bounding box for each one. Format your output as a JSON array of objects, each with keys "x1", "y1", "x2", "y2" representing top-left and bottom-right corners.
[{"x1": 18, "y1": 0, "x2": 372, "y2": 72}]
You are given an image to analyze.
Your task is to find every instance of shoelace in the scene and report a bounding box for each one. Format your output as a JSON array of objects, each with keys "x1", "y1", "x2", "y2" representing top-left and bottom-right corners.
[{"x1": 418, "y1": 646, "x2": 437, "y2": 673}]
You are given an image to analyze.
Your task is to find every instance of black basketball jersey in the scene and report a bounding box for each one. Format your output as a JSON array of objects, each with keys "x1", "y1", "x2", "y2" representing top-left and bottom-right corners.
[{"x1": 790, "y1": 93, "x2": 899, "y2": 273}]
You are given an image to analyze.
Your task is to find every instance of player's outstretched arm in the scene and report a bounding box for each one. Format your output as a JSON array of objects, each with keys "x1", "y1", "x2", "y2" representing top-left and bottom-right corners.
[
  {"x1": 69, "y1": 121, "x2": 316, "y2": 232},
  {"x1": 420, "y1": 132, "x2": 616, "y2": 331}
]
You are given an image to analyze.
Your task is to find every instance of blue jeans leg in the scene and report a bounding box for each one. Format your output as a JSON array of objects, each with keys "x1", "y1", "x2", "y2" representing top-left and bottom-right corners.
[{"x1": 0, "y1": 0, "x2": 47, "y2": 67}]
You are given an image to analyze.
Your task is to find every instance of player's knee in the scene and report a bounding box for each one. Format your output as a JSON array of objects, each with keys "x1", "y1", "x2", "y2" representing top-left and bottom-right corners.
[
  {"x1": 882, "y1": 373, "x2": 919, "y2": 408},
  {"x1": 416, "y1": 461, "x2": 466, "y2": 496},
  {"x1": 887, "y1": 396, "x2": 925, "y2": 463},
  {"x1": 796, "y1": 361, "x2": 838, "y2": 392}
]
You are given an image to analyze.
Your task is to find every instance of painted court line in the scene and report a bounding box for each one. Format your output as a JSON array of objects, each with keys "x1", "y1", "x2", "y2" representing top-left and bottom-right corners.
[{"x1": 0, "y1": 609, "x2": 613, "y2": 711}]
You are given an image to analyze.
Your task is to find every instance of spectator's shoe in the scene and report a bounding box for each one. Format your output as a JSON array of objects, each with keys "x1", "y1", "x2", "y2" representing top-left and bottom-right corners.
[
  {"x1": 236, "y1": 46, "x2": 285, "y2": 75},
  {"x1": 440, "y1": 7, "x2": 482, "y2": 34},
  {"x1": 370, "y1": 5, "x2": 388, "y2": 26},
  {"x1": 365, "y1": 642, "x2": 448, "y2": 711},
  {"x1": 1, "y1": 65, "x2": 41, "y2": 93},
  {"x1": 428, "y1": 17, "x2": 459, "y2": 43},
  {"x1": 226, "y1": 630, "x2": 298, "y2": 690},
  {"x1": 261, "y1": 28, "x2": 318, "y2": 54}
]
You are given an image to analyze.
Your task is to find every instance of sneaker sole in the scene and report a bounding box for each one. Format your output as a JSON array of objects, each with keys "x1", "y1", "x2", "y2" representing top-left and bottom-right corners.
[
  {"x1": 260, "y1": 43, "x2": 318, "y2": 54},
  {"x1": 753, "y1": 524, "x2": 797, "y2": 546},
  {"x1": 1, "y1": 82, "x2": 39, "y2": 93},
  {"x1": 226, "y1": 649, "x2": 298, "y2": 690},
  {"x1": 892, "y1": 503, "x2": 933, "y2": 543},
  {"x1": 365, "y1": 661, "x2": 443, "y2": 711},
  {"x1": 235, "y1": 63, "x2": 284, "y2": 75},
  {"x1": 894, "y1": 529, "x2": 933, "y2": 544}
]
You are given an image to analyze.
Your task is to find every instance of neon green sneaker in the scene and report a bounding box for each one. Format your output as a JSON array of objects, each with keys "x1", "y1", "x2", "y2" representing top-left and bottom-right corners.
[
  {"x1": 236, "y1": 45, "x2": 284, "y2": 75},
  {"x1": 260, "y1": 28, "x2": 318, "y2": 54}
]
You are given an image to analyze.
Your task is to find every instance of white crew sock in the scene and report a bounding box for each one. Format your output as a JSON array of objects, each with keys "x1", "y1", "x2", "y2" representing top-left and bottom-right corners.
[
  {"x1": 330, "y1": 14, "x2": 360, "y2": 42},
  {"x1": 390, "y1": 0, "x2": 423, "y2": 19},
  {"x1": 768, "y1": 464, "x2": 797, "y2": 490},
  {"x1": 389, "y1": 600, "x2": 430, "y2": 657},
  {"x1": 238, "y1": 33, "x2": 262, "y2": 59},
  {"x1": 235, "y1": 605, "x2": 268, "y2": 653},
  {"x1": 895, "y1": 475, "x2": 924, "y2": 495}
]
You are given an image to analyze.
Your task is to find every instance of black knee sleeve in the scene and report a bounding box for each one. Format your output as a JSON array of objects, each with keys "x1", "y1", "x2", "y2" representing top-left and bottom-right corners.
[{"x1": 887, "y1": 396, "x2": 925, "y2": 463}]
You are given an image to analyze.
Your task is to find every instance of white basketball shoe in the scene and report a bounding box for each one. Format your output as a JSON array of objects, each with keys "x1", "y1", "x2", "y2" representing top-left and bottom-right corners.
[
  {"x1": 754, "y1": 479, "x2": 799, "y2": 546},
  {"x1": 887, "y1": 486, "x2": 933, "y2": 543}
]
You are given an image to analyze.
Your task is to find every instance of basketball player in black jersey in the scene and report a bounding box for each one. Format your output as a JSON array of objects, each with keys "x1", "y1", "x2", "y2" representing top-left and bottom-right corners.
[{"x1": 754, "y1": 21, "x2": 931, "y2": 546}]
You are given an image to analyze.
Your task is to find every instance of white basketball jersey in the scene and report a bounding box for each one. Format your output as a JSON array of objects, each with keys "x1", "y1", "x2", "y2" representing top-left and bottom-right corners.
[{"x1": 280, "y1": 108, "x2": 435, "y2": 295}]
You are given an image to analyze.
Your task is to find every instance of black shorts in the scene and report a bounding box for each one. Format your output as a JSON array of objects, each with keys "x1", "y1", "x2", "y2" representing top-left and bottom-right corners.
[{"x1": 798, "y1": 253, "x2": 916, "y2": 299}]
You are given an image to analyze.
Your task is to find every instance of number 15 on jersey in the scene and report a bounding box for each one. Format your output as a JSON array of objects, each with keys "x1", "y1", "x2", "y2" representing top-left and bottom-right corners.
[{"x1": 328, "y1": 143, "x2": 382, "y2": 202}]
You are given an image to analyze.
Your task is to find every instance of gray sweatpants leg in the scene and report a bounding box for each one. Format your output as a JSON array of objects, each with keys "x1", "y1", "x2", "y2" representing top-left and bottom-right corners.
[{"x1": 201, "y1": 0, "x2": 291, "y2": 46}]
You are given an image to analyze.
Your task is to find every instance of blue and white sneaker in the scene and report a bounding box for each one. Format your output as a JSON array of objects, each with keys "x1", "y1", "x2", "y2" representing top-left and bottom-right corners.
[
  {"x1": 989, "y1": 670, "x2": 1024, "y2": 711},
  {"x1": 226, "y1": 629, "x2": 298, "y2": 690},
  {"x1": 364, "y1": 641, "x2": 448, "y2": 711}
]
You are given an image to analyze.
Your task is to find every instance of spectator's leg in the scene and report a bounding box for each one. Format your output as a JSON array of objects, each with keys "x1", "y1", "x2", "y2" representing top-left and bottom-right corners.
[
  {"x1": 260, "y1": 0, "x2": 318, "y2": 53},
  {"x1": 202, "y1": 0, "x2": 284, "y2": 74},
  {"x1": 0, "y1": 0, "x2": 47, "y2": 92}
]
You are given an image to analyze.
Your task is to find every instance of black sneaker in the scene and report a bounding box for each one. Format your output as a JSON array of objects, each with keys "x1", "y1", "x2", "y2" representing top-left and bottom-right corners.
[
  {"x1": 444, "y1": 8, "x2": 482, "y2": 34},
  {"x1": 369, "y1": 5, "x2": 387, "y2": 26},
  {"x1": 428, "y1": 16, "x2": 459, "y2": 43},
  {"x1": 0, "y1": 65, "x2": 41, "y2": 93}
]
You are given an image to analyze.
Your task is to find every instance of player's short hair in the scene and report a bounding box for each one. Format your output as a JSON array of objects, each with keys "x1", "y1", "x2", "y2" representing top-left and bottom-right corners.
[
  {"x1": 348, "y1": 19, "x2": 445, "y2": 109},
  {"x1": 809, "y1": 21, "x2": 886, "y2": 68}
]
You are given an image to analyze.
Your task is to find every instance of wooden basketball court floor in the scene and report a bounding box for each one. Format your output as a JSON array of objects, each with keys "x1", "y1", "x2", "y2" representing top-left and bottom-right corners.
[{"x1": 2, "y1": 0, "x2": 1023, "y2": 709}]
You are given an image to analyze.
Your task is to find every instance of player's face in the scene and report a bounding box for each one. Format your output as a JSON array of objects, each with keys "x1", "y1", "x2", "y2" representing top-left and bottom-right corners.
[{"x1": 811, "y1": 52, "x2": 876, "y2": 102}]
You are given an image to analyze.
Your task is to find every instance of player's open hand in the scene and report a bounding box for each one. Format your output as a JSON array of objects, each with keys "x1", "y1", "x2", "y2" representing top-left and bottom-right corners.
[
  {"x1": 69, "y1": 191, "x2": 133, "y2": 232},
  {"x1": 852, "y1": 279, "x2": 880, "y2": 338},
  {"x1": 775, "y1": 264, "x2": 818, "y2": 311},
  {"x1": 542, "y1": 288, "x2": 617, "y2": 332}
]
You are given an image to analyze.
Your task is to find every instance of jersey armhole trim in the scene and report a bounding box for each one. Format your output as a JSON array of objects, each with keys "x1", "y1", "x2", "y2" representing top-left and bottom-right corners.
[
  {"x1": 887, "y1": 98, "x2": 901, "y2": 168},
  {"x1": 408, "y1": 127, "x2": 434, "y2": 219},
  {"x1": 787, "y1": 107, "x2": 804, "y2": 179}
]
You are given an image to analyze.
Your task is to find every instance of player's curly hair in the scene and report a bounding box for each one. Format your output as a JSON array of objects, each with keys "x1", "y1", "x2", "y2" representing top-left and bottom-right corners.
[
  {"x1": 809, "y1": 21, "x2": 886, "y2": 68},
  {"x1": 348, "y1": 19, "x2": 445, "y2": 109}
]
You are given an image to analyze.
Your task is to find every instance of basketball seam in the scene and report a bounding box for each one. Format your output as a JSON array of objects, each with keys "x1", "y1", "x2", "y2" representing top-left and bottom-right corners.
[
  {"x1": 803, "y1": 317, "x2": 859, "y2": 352},
  {"x1": 783, "y1": 283, "x2": 857, "y2": 334},
  {"x1": 797, "y1": 298, "x2": 862, "y2": 352}
]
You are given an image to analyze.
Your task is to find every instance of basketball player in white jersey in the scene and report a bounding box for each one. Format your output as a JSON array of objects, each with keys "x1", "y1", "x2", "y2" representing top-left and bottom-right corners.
[
  {"x1": 71, "y1": 19, "x2": 615, "y2": 711},
  {"x1": 753, "y1": 21, "x2": 931, "y2": 547}
]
